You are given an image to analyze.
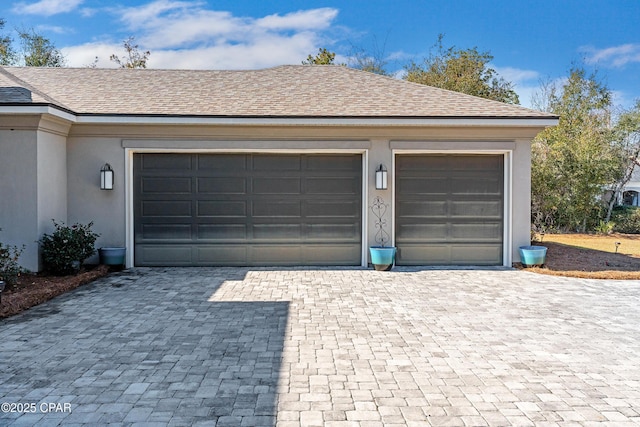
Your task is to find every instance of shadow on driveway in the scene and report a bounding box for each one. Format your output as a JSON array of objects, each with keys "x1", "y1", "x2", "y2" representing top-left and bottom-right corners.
[{"x1": 0, "y1": 268, "x2": 287, "y2": 426}]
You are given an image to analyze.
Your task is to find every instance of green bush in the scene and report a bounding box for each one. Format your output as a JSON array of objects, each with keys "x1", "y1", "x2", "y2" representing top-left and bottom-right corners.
[
  {"x1": 0, "y1": 229, "x2": 25, "y2": 285},
  {"x1": 39, "y1": 220, "x2": 99, "y2": 275},
  {"x1": 611, "y1": 206, "x2": 640, "y2": 234}
]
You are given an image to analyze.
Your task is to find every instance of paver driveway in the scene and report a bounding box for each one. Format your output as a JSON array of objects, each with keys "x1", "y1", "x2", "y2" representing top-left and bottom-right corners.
[{"x1": 0, "y1": 267, "x2": 639, "y2": 426}]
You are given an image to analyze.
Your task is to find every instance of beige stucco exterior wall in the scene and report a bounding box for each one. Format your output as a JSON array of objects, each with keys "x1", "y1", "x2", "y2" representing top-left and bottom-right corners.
[
  {"x1": 64, "y1": 123, "x2": 544, "y2": 268},
  {"x1": 66, "y1": 136, "x2": 127, "y2": 263},
  {"x1": 0, "y1": 115, "x2": 69, "y2": 271},
  {"x1": 0, "y1": 117, "x2": 547, "y2": 270}
]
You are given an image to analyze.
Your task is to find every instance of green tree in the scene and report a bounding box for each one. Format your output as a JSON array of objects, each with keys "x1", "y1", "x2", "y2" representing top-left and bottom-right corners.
[
  {"x1": 110, "y1": 36, "x2": 150, "y2": 69},
  {"x1": 0, "y1": 19, "x2": 15, "y2": 65},
  {"x1": 404, "y1": 34, "x2": 519, "y2": 104},
  {"x1": 532, "y1": 67, "x2": 620, "y2": 232},
  {"x1": 18, "y1": 28, "x2": 65, "y2": 67},
  {"x1": 302, "y1": 48, "x2": 336, "y2": 65}
]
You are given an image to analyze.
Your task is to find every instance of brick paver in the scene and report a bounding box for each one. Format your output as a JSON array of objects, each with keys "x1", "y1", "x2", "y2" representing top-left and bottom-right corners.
[{"x1": 0, "y1": 267, "x2": 639, "y2": 426}]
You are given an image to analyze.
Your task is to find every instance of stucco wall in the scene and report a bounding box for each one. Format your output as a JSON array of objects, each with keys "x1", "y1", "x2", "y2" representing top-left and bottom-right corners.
[
  {"x1": 66, "y1": 136, "x2": 127, "y2": 264},
  {"x1": 0, "y1": 127, "x2": 39, "y2": 271},
  {"x1": 65, "y1": 123, "x2": 542, "y2": 267},
  {"x1": 0, "y1": 115, "x2": 70, "y2": 271}
]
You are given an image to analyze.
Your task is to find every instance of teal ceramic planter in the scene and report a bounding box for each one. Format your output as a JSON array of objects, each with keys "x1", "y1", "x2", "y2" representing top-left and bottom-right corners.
[
  {"x1": 519, "y1": 245, "x2": 547, "y2": 267},
  {"x1": 99, "y1": 247, "x2": 126, "y2": 266},
  {"x1": 369, "y1": 246, "x2": 396, "y2": 271}
]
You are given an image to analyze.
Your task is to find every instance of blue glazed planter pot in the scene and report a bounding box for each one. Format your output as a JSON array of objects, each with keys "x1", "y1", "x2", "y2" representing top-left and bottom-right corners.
[
  {"x1": 99, "y1": 247, "x2": 126, "y2": 266},
  {"x1": 369, "y1": 246, "x2": 396, "y2": 271},
  {"x1": 519, "y1": 245, "x2": 547, "y2": 267}
]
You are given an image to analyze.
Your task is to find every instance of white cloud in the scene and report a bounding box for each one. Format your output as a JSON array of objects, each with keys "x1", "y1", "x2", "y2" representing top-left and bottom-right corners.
[
  {"x1": 493, "y1": 66, "x2": 541, "y2": 108},
  {"x1": 63, "y1": 0, "x2": 339, "y2": 70},
  {"x1": 12, "y1": 0, "x2": 83, "y2": 16},
  {"x1": 62, "y1": 42, "x2": 121, "y2": 68},
  {"x1": 582, "y1": 43, "x2": 640, "y2": 68},
  {"x1": 36, "y1": 25, "x2": 70, "y2": 34},
  {"x1": 256, "y1": 8, "x2": 338, "y2": 31}
]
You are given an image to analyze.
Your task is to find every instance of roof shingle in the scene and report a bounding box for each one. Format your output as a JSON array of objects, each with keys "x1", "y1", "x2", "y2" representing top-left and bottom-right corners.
[{"x1": 0, "y1": 65, "x2": 554, "y2": 119}]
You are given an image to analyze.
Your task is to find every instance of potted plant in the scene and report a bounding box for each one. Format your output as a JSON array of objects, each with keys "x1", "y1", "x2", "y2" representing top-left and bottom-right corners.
[
  {"x1": 369, "y1": 196, "x2": 396, "y2": 271},
  {"x1": 98, "y1": 246, "x2": 126, "y2": 266},
  {"x1": 519, "y1": 245, "x2": 547, "y2": 267}
]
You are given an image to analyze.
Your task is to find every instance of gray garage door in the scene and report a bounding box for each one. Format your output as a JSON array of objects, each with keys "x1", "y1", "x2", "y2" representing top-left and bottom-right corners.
[
  {"x1": 134, "y1": 153, "x2": 362, "y2": 266},
  {"x1": 395, "y1": 154, "x2": 504, "y2": 265}
]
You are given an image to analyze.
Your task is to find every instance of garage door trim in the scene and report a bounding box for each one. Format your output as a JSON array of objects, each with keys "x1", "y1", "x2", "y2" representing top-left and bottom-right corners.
[
  {"x1": 125, "y1": 148, "x2": 369, "y2": 268},
  {"x1": 392, "y1": 149, "x2": 513, "y2": 266}
]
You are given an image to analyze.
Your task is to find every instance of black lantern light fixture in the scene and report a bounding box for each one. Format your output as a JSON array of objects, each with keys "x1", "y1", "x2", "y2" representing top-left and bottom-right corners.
[
  {"x1": 100, "y1": 163, "x2": 114, "y2": 190},
  {"x1": 375, "y1": 164, "x2": 388, "y2": 190}
]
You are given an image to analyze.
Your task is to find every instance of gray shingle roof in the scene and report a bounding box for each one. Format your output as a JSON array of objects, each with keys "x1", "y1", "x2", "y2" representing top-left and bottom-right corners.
[{"x1": 0, "y1": 65, "x2": 554, "y2": 119}]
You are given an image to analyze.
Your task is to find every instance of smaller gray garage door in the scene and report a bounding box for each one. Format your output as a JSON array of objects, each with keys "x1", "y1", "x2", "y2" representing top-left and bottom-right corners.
[
  {"x1": 395, "y1": 154, "x2": 504, "y2": 265},
  {"x1": 134, "y1": 153, "x2": 362, "y2": 266}
]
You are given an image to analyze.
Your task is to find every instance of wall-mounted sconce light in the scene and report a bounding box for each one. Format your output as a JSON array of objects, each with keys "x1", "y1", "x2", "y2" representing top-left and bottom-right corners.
[
  {"x1": 100, "y1": 163, "x2": 114, "y2": 190},
  {"x1": 375, "y1": 164, "x2": 388, "y2": 190}
]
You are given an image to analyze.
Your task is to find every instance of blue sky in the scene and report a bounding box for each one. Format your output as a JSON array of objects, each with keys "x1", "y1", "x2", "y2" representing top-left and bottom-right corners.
[{"x1": 3, "y1": 0, "x2": 640, "y2": 108}]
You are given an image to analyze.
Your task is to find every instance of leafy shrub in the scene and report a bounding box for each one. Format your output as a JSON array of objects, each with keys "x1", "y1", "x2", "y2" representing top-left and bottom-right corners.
[
  {"x1": 40, "y1": 221, "x2": 99, "y2": 275},
  {"x1": 0, "y1": 229, "x2": 25, "y2": 285},
  {"x1": 611, "y1": 206, "x2": 640, "y2": 234},
  {"x1": 595, "y1": 220, "x2": 616, "y2": 235}
]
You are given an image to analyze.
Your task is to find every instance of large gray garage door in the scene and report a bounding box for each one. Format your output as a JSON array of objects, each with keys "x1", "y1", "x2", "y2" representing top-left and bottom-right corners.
[
  {"x1": 395, "y1": 154, "x2": 504, "y2": 265},
  {"x1": 134, "y1": 153, "x2": 362, "y2": 266}
]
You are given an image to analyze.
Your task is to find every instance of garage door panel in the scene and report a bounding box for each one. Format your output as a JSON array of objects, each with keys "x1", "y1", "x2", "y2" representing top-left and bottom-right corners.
[
  {"x1": 450, "y1": 223, "x2": 503, "y2": 240},
  {"x1": 142, "y1": 154, "x2": 193, "y2": 170},
  {"x1": 399, "y1": 245, "x2": 451, "y2": 264},
  {"x1": 198, "y1": 155, "x2": 247, "y2": 171},
  {"x1": 398, "y1": 223, "x2": 448, "y2": 240},
  {"x1": 253, "y1": 178, "x2": 300, "y2": 194},
  {"x1": 252, "y1": 201, "x2": 301, "y2": 217},
  {"x1": 197, "y1": 224, "x2": 247, "y2": 240},
  {"x1": 197, "y1": 177, "x2": 247, "y2": 194},
  {"x1": 141, "y1": 224, "x2": 192, "y2": 240},
  {"x1": 252, "y1": 224, "x2": 301, "y2": 239},
  {"x1": 137, "y1": 245, "x2": 193, "y2": 265},
  {"x1": 451, "y1": 177, "x2": 502, "y2": 194},
  {"x1": 142, "y1": 177, "x2": 192, "y2": 193},
  {"x1": 253, "y1": 155, "x2": 301, "y2": 171},
  {"x1": 301, "y1": 245, "x2": 360, "y2": 265},
  {"x1": 305, "y1": 200, "x2": 360, "y2": 217},
  {"x1": 450, "y1": 201, "x2": 502, "y2": 217},
  {"x1": 397, "y1": 201, "x2": 448, "y2": 217},
  {"x1": 142, "y1": 201, "x2": 192, "y2": 217},
  {"x1": 396, "y1": 154, "x2": 503, "y2": 266},
  {"x1": 451, "y1": 245, "x2": 502, "y2": 264},
  {"x1": 306, "y1": 177, "x2": 360, "y2": 195},
  {"x1": 307, "y1": 223, "x2": 360, "y2": 239},
  {"x1": 398, "y1": 177, "x2": 448, "y2": 195},
  {"x1": 197, "y1": 201, "x2": 247, "y2": 217},
  {"x1": 307, "y1": 155, "x2": 360, "y2": 170},
  {"x1": 135, "y1": 153, "x2": 362, "y2": 266},
  {"x1": 197, "y1": 246, "x2": 247, "y2": 264}
]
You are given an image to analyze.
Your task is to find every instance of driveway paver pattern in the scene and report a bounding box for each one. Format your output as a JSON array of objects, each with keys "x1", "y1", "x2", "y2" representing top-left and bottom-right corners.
[{"x1": 0, "y1": 267, "x2": 639, "y2": 426}]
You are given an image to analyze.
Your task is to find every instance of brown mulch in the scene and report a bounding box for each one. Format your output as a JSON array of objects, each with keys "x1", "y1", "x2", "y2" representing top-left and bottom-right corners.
[
  {"x1": 0, "y1": 265, "x2": 110, "y2": 319},
  {"x1": 517, "y1": 241, "x2": 640, "y2": 279}
]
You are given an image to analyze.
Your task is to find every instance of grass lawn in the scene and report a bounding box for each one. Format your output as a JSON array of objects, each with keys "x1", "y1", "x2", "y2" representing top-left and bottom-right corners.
[{"x1": 523, "y1": 233, "x2": 640, "y2": 279}]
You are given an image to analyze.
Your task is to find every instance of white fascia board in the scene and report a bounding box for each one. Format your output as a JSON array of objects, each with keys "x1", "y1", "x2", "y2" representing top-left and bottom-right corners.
[
  {"x1": 0, "y1": 106, "x2": 558, "y2": 127},
  {"x1": 0, "y1": 105, "x2": 76, "y2": 122},
  {"x1": 75, "y1": 115, "x2": 558, "y2": 127}
]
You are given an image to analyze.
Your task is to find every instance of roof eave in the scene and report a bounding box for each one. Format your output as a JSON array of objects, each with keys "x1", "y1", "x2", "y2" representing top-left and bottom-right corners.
[{"x1": 0, "y1": 104, "x2": 559, "y2": 127}]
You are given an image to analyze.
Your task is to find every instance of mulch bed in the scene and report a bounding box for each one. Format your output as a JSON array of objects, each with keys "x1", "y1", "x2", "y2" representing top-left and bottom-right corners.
[
  {"x1": 0, "y1": 265, "x2": 110, "y2": 319},
  {"x1": 516, "y1": 241, "x2": 640, "y2": 280}
]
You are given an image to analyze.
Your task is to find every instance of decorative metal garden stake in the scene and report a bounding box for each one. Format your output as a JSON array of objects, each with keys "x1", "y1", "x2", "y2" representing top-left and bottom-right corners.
[{"x1": 371, "y1": 196, "x2": 390, "y2": 247}]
